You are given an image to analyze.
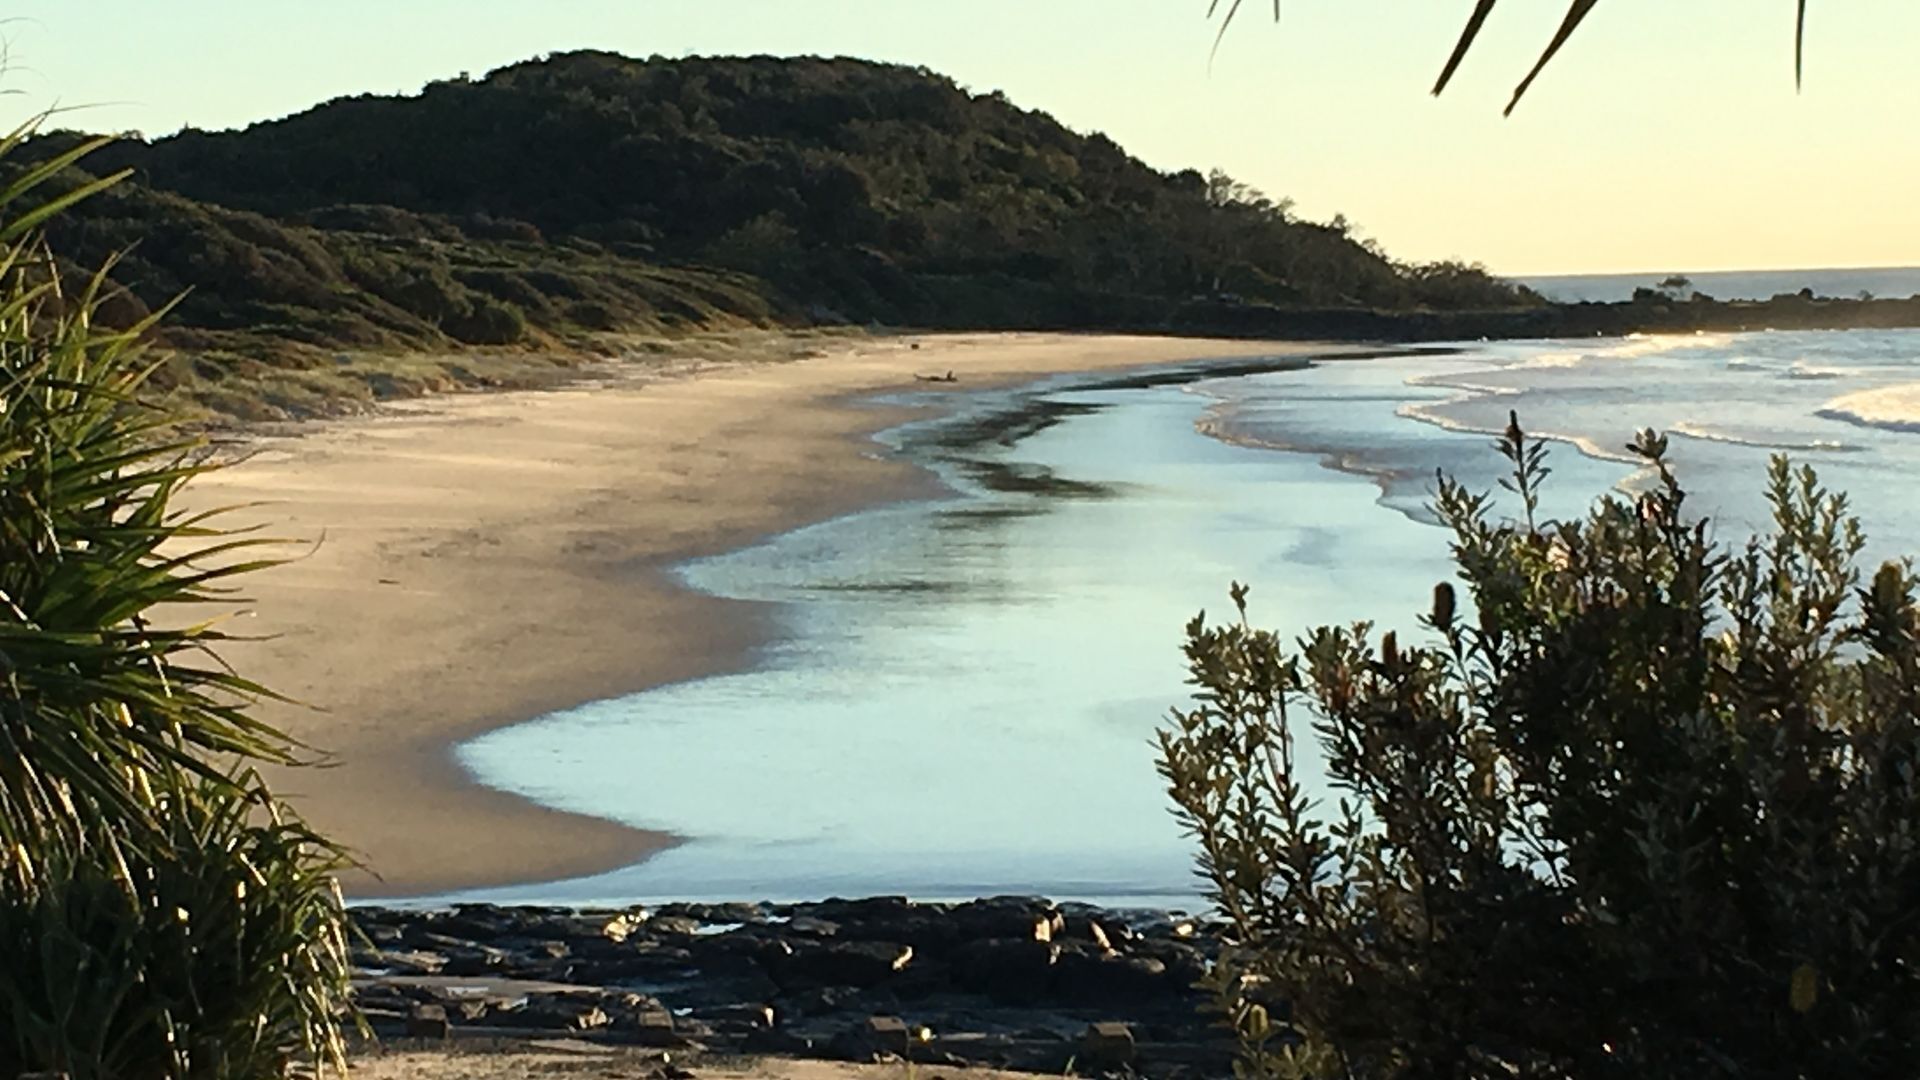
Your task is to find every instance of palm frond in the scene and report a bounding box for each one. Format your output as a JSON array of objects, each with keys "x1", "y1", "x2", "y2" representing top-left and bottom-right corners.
[
  {"x1": 0, "y1": 112, "x2": 356, "y2": 1078},
  {"x1": 1210, "y1": 0, "x2": 1815, "y2": 112}
]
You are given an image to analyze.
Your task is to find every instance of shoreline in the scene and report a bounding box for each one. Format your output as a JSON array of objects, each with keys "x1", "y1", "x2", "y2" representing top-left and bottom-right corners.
[{"x1": 180, "y1": 332, "x2": 1340, "y2": 898}]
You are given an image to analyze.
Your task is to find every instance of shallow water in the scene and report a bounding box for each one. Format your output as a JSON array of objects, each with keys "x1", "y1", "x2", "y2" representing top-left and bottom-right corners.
[{"x1": 455, "y1": 330, "x2": 1920, "y2": 908}]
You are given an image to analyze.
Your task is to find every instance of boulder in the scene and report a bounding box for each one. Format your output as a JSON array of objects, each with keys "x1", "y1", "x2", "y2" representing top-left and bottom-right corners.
[
  {"x1": 368, "y1": 949, "x2": 446, "y2": 976},
  {"x1": 1079, "y1": 1022, "x2": 1136, "y2": 1070},
  {"x1": 797, "y1": 896, "x2": 914, "y2": 922},
  {"x1": 646, "y1": 914, "x2": 704, "y2": 937},
  {"x1": 779, "y1": 940, "x2": 914, "y2": 989},
  {"x1": 785, "y1": 916, "x2": 841, "y2": 937},
  {"x1": 405, "y1": 1004, "x2": 450, "y2": 1040},
  {"x1": 951, "y1": 938, "x2": 1060, "y2": 1003},
  {"x1": 498, "y1": 991, "x2": 611, "y2": 1032},
  {"x1": 951, "y1": 897, "x2": 1064, "y2": 943},
  {"x1": 693, "y1": 1003, "x2": 777, "y2": 1030},
  {"x1": 614, "y1": 1007, "x2": 686, "y2": 1048},
  {"x1": 777, "y1": 984, "x2": 861, "y2": 1019},
  {"x1": 829, "y1": 1015, "x2": 921, "y2": 1061},
  {"x1": 438, "y1": 944, "x2": 508, "y2": 977},
  {"x1": 833, "y1": 911, "x2": 961, "y2": 954},
  {"x1": 1054, "y1": 952, "x2": 1171, "y2": 1006},
  {"x1": 743, "y1": 1027, "x2": 817, "y2": 1055}
]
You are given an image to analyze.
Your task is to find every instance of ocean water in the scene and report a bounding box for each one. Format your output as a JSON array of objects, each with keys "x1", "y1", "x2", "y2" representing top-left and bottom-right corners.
[
  {"x1": 454, "y1": 329, "x2": 1920, "y2": 908},
  {"x1": 1522, "y1": 266, "x2": 1920, "y2": 303}
]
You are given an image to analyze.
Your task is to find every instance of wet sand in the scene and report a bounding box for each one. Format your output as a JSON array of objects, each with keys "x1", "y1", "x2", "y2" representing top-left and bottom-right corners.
[{"x1": 180, "y1": 332, "x2": 1330, "y2": 898}]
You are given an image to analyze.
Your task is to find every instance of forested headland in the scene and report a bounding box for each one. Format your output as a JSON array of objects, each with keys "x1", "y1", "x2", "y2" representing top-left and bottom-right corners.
[{"x1": 15, "y1": 50, "x2": 1917, "y2": 421}]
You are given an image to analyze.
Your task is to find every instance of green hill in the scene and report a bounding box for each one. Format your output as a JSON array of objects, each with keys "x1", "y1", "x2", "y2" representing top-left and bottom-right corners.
[{"x1": 23, "y1": 51, "x2": 1541, "y2": 420}]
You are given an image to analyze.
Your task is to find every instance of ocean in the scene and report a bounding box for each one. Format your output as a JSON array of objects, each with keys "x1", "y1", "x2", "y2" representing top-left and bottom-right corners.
[
  {"x1": 454, "y1": 325, "x2": 1920, "y2": 909},
  {"x1": 1522, "y1": 266, "x2": 1920, "y2": 303}
]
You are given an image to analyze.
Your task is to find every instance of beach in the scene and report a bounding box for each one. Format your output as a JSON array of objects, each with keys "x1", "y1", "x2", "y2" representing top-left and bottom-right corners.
[{"x1": 180, "y1": 332, "x2": 1328, "y2": 898}]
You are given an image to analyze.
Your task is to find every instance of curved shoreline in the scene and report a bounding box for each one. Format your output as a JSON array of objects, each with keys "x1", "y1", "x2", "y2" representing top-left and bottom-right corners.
[{"x1": 180, "y1": 332, "x2": 1337, "y2": 898}]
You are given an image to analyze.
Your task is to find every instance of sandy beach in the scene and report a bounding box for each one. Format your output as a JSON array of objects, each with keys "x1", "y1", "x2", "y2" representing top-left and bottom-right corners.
[{"x1": 180, "y1": 332, "x2": 1329, "y2": 897}]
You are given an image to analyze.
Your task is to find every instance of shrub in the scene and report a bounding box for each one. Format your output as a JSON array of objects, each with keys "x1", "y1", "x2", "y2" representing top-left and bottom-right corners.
[
  {"x1": 1160, "y1": 416, "x2": 1920, "y2": 1079},
  {"x1": 444, "y1": 294, "x2": 528, "y2": 345},
  {"x1": 0, "y1": 120, "x2": 355, "y2": 1078}
]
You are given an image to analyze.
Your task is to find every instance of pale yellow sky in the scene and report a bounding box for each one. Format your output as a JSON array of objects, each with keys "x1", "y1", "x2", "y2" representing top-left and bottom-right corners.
[{"x1": 6, "y1": 1, "x2": 1915, "y2": 275}]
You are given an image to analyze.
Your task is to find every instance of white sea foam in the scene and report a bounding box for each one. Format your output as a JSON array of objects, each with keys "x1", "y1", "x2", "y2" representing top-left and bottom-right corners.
[
  {"x1": 1396, "y1": 400, "x2": 1641, "y2": 466},
  {"x1": 1817, "y1": 382, "x2": 1920, "y2": 434},
  {"x1": 1787, "y1": 360, "x2": 1861, "y2": 380},
  {"x1": 1669, "y1": 421, "x2": 1860, "y2": 453}
]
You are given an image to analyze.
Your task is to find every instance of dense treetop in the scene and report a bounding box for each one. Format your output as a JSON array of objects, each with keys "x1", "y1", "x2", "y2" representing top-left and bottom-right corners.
[{"x1": 81, "y1": 52, "x2": 1532, "y2": 322}]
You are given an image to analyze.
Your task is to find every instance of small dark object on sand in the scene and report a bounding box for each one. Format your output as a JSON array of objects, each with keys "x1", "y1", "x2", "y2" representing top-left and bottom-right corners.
[{"x1": 914, "y1": 370, "x2": 957, "y2": 383}]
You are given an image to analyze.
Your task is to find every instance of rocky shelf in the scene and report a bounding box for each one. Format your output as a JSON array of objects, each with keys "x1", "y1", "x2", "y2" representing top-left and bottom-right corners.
[{"x1": 350, "y1": 895, "x2": 1237, "y2": 1077}]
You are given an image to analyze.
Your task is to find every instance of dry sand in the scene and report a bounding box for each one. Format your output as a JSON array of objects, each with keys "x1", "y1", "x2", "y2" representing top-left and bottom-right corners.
[{"x1": 180, "y1": 332, "x2": 1331, "y2": 898}]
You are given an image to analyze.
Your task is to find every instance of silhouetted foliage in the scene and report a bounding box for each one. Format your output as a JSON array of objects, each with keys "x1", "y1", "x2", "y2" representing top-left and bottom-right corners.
[{"x1": 1161, "y1": 418, "x2": 1920, "y2": 1078}]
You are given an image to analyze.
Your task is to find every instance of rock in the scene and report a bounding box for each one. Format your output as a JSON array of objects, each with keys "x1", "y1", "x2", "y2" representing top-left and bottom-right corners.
[
  {"x1": 952, "y1": 938, "x2": 1060, "y2": 1004},
  {"x1": 951, "y1": 898, "x2": 1064, "y2": 943},
  {"x1": 833, "y1": 911, "x2": 961, "y2": 955},
  {"x1": 1054, "y1": 952, "x2": 1171, "y2": 1006},
  {"x1": 616, "y1": 1007, "x2": 687, "y2": 1048},
  {"x1": 370, "y1": 949, "x2": 446, "y2": 976},
  {"x1": 438, "y1": 945, "x2": 508, "y2": 977},
  {"x1": 407, "y1": 930, "x2": 483, "y2": 953},
  {"x1": 657, "y1": 900, "x2": 765, "y2": 925},
  {"x1": 777, "y1": 985, "x2": 861, "y2": 1019},
  {"x1": 434, "y1": 904, "x2": 533, "y2": 940},
  {"x1": 743, "y1": 1027, "x2": 817, "y2": 1055},
  {"x1": 1086, "y1": 920, "x2": 1113, "y2": 951},
  {"x1": 502, "y1": 991, "x2": 611, "y2": 1032},
  {"x1": 1131, "y1": 938, "x2": 1210, "y2": 988},
  {"x1": 780, "y1": 940, "x2": 914, "y2": 989},
  {"x1": 571, "y1": 942, "x2": 696, "y2": 984},
  {"x1": 601, "y1": 910, "x2": 649, "y2": 942},
  {"x1": 360, "y1": 923, "x2": 404, "y2": 946},
  {"x1": 798, "y1": 896, "x2": 914, "y2": 922},
  {"x1": 829, "y1": 1015, "x2": 924, "y2": 1061},
  {"x1": 405, "y1": 1003, "x2": 451, "y2": 1040},
  {"x1": 689, "y1": 926, "x2": 788, "y2": 976},
  {"x1": 785, "y1": 916, "x2": 840, "y2": 937},
  {"x1": 647, "y1": 915, "x2": 704, "y2": 937},
  {"x1": 1079, "y1": 1022, "x2": 1136, "y2": 1070},
  {"x1": 693, "y1": 1003, "x2": 776, "y2": 1030}
]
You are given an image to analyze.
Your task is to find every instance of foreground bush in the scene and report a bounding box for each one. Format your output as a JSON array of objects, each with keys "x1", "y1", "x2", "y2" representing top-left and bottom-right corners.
[
  {"x1": 1161, "y1": 417, "x2": 1920, "y2": 1078},
  {"x1": 0, "y1": 119, "x2": 354, "y2": 1078}
]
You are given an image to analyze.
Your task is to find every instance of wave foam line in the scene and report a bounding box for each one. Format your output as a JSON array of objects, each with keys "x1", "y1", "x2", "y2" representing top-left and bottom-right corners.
[{"x1": 1817, "y1": 382, "x2": 1920, "y2": 434}]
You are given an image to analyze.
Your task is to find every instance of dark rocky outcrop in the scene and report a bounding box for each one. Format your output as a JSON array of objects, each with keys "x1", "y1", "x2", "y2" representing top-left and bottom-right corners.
[{"x1": 350, "y1": 895, "x2": 1234, "y2": 1077}]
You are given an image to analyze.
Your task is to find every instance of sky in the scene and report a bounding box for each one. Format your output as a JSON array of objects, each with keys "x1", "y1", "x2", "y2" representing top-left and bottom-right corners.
[{"x1": 3, "y1": 1, "x2": 1915, "y2": 276}]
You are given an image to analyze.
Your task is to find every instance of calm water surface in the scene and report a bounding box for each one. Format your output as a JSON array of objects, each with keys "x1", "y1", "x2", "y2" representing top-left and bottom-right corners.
[{"x1": 455, "y1": 330, "x2": 1920, "y2": 907}]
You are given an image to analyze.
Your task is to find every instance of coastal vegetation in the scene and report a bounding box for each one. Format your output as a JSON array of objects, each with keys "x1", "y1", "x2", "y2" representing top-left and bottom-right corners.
[
  {"x1": 6, "y1": 52, "x2": 1544, "y2": 424},
  {"x1": 0, "y1": 123, "x2": 354, "y2": 1078},
  {"x1": 12, "y1": 51, "x2": 1912, "y2": 428},
  {"x1": 1162, "y1": 418, "x2": 1920, "y2": 1077}
]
